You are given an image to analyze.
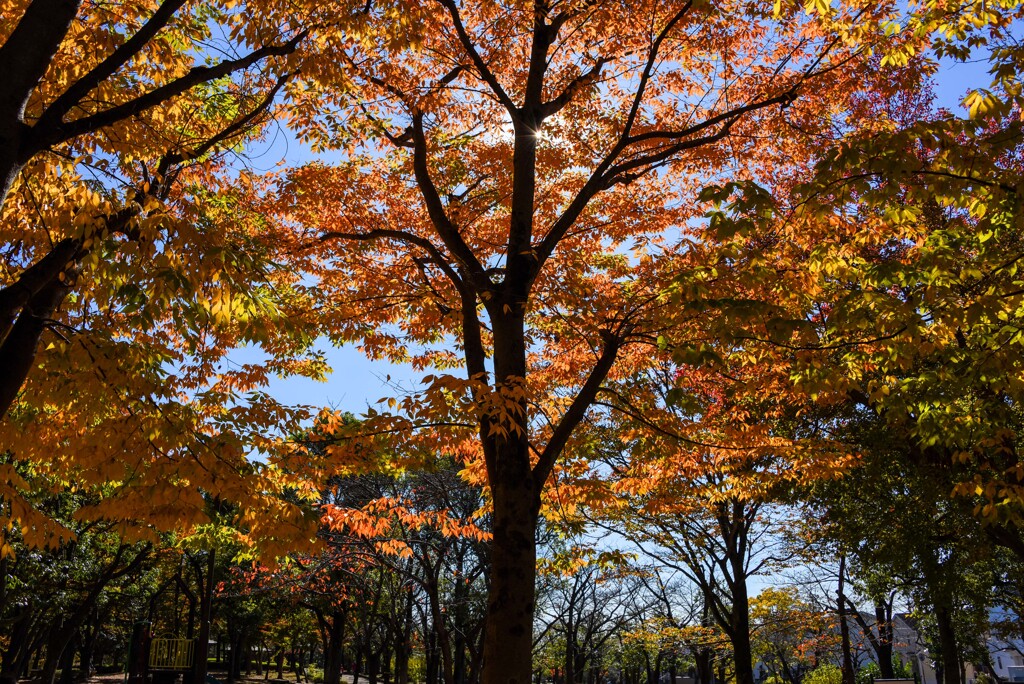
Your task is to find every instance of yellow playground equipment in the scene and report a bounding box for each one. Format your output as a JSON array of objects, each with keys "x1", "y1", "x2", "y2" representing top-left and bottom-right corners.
[{"x1": 148, "y1": 637, "x2": 195, "y2": 671}]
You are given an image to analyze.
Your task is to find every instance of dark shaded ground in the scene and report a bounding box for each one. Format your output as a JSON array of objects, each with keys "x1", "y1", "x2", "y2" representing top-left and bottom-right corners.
[{"x1": 34, "y1": 673, "x2": 372, "y2": 684}]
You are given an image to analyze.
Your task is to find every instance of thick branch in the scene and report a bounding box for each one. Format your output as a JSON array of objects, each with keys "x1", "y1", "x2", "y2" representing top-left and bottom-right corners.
[
  {"x1": 539, "y1": 57, "x2": 610, "y2": 119},
  {"x1": 623, "y1": 89, "x2": 795, "y2": 148},
  {"x1": 534, "y1": 88, "x2": 798, "y2": 273},
  {"x1": 0, "y1": 0, "x2": 82, "y2": 123},
  {"x1": 320, "y1": 228, "x2": 466, "y2": 292},
  {"x1": 0, "y1": 237, "x2": 80, "y2": 345},
  {"x1": 522, "y1": 3, "x2": 554, "y2": 117},
  {"x1": 620, "y1": 0, "x2": 695, "y2": 140},
  {"x1": 36, "y1": 0, "x2": 189, "y2": 129},
  {"x1": 410, "y1": 113, "x2": 489, "y2": 288},
  {"x1": 532, "y1": 330, "x2": 623, "y2": 485},
  {"x1": 0, "y1": 268, "x2": 74, "y2": 419},
  {"x1": 32, "y1": 32, "x2": 306, "y2": 150},
  {"x1": 0, "y1": 76, "x2": 288, "y2": 417}
]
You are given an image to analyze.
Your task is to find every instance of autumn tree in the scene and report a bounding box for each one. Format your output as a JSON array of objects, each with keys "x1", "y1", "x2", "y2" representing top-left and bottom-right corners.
[
  {"x1": 660, "y1": 0, "x2": 1024, "y2": 555},
  {"x1": 273, "y1": 1, "x2": 908, "y2": 681},
  {"x1": 642, "y1": 11, "x2": 1024, "y2": 684},
  {"x1": 0, "y1": 0, "x2": 311, "y2": 417},
  {"x1": 0, "y1": 0, "x2": 338, "y2": 547},
  {"x1": 610, "y1": 471, "x2": 793, "y2": 684},
  {"x1": 750, "y1": 587, "x2": 838, "y2": 684}
]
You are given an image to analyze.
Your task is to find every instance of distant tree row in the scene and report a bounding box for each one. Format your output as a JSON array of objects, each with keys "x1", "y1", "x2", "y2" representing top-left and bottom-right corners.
[{"x1": 4, "y1": 435, "x2": 1024, "y2": 684}]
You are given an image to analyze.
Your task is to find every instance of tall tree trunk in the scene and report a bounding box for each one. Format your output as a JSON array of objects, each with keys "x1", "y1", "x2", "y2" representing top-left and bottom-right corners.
[
  {"x1": 729, "y1": 580, "x2": 755, "y2": 684},
  {"x1": 453, "y1": 586, "x2": 466, "y2": 684},
  {"x1": 837, "y1": 556, "x2": 855, "y2": 684},
  {"x1": 694, "y1": 648, "x2": 713, "y2": 684},
  {"x1": 79, "y1": 619, "x2": 97, "y2": 680},
  {"x1": 192, "y1": 549, "x2": 216, "y2": 684},
  {"x1": 425, "y1": 629, "x2": 438, "y2": 684},
  {"x1": 875, "y1": 601, "x2": 895, "y2": 680},
  {"x1": 57, "y1": 632, "x2": 78, "y2": 684},
  {"x1": 323, "y1": 613, "x2": 346, "y2": 684},
  {"x1": 243, "y1": 635, "x2": 251, "y2": 679},
  {"x1": 293, "y1": 647, "x2": 305, "y2": 683},
  {"x1": 41, "y1": 620, "x2": 72, "y2": 684},
  {"x1": 395, "y1": 599, "x2": 412, "y2": 684},
  {"x1": 1, "y1": 610, "x2": 37, "y2": 684},
  {"x1": 480, "y1": 467, "x2": 539, "y2": 684},
  {"x1": 564, "y1": 625, "x2": 576, "y2": 684},
  {"x1": 368, "y1": 652, "x2": 379, "y2": 684},
  {"x1": 425, "y1": 577, "x2": 455, "y2": 684},
  {"x1": 934, "y1": 602, "x2": 960, "y2": 684}
]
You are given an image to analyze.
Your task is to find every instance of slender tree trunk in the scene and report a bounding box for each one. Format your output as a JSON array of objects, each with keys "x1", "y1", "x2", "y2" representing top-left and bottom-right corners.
[
  {"x1": 425, "y1": 630, "x2": 439, "y2": 684},
  {"x1": 79, "y1": 620, "x2": 97, "y2": 679},
  {"x1": 468, "y1": 626, "x2": 485, "y2": 684},
  {"x1": 694, "y1": 648, "x2": 713, "y2": 684},
  {"x1": 564, "y1": 626, "x2": 576, "y2": 684},
  {"x1": 729, "y1": 588, "x2": 755, "y2": 684},
  {"x1": 453, "y1": 600, "x2": 466, "y2": 684},
  {"x1": 41, "y1": 620, "x2": 72, "y2": 684},
  {"x1": 192, "y1": 549, "x2": 216, "y2": 684},
  {"x1": 838, "y1": 556, "x2": 855, "y2": 684},
  {"x1": 368, "y1": 652, "x2": 380, "y2": 684},
  {"x1": 0, "y1": 554, "x2": 7, "y2": 616},
  {"x1": 245, "y1": 637, "x2": 252, "y2": 678},
  {"x1": 875, "y1": 600, "x2": 895, "y2": 680},
  {"x1": 425, "y1": 578, "x2": 455, "y2": 684},
  {"x1": 1, "y1": 610, "x2": 37, "y2": 684},
  {"x1": 395, "y1": 600, "x2": 412, "y2": 684},
  {"x1": 243, "y1": 633, "x2": 252, "y2": 677},
  {"x1": 57, "y1": 632, "x2": 78, "y2": 684}
]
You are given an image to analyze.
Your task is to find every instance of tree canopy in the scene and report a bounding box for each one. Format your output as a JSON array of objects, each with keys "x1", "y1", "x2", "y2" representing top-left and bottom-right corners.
[{"x1": 3, "y1": 2, "x2": 1024, "y2": 684}]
